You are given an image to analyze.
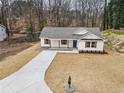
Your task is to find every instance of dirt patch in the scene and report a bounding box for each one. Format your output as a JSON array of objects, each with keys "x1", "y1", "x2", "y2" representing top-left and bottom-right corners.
[
  {"x1": 45, "y1": 52, "x2": 124, "y2": 93},
  {"x1": 0, "y1": 43, "x2": 40, "y2": 79},
  {"x1": 0, "y1": 47, "x2": 29, "y2": 61},
  {"x1": 0, "y1": 42, "x2": 32, "y2": 61},
  {"x1": 102, "y1": 30, "x2": 124, "y2": 53}
]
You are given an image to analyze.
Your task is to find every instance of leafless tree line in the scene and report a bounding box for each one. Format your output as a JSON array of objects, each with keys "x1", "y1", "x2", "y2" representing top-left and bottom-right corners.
[
  {"x1": 0, "y1": 0, "x2": 105, "y2": 39},
  {"x1": 43, "y1": 0, "x2": 105, "y2": 27}
]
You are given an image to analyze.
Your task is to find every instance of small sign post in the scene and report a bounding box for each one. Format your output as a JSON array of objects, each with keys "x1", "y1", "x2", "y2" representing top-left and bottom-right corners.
[{"x1": 64, "y1": 76, "x2": 75, "y2": 93}]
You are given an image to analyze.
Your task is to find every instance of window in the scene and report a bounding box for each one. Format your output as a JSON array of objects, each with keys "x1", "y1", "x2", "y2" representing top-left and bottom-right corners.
[
  {"x1": 85, "y1": 42, "x2": 90, "y2": 48},
  {"x1": 85, "y1": 41, "x2": 97, "y2": 48},
  {"x1": 44, "y1": 39, "x2": 50, "y2": 44},
  {"x1": 61, "y1": 40, "x2": 67, "y2": 45},
  {"x1": 91, "y1": 42, "x2": 97, "y2": 48}
]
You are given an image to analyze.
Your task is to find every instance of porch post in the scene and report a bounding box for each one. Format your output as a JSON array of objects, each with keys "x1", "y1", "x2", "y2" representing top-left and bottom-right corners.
[
  {"x1": 68, "y1": 40, "x2": 69, "y2": 48},
  {"x1": 50, "y1": 39, "x2": 51, "y2": 48},
  {"x1": 59, "y1": 40, "x2": 60, "y2": 48}
]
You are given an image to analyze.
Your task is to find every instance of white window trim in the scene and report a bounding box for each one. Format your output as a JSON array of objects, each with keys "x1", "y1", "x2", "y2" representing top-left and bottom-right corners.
[
  {"x1": 85, "y1": 41, "x2": 97, "y2": 48},
  {"x1": 61, "y1": 40, "x2": 68, "y2": 45},
  {"x1": 44, "y1": 39, "x2": 50, "y2": 44}
]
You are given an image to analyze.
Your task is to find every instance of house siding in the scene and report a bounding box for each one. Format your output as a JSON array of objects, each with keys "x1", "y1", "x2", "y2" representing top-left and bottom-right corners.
[
  {"x1": 59, "y1": 40, "x2": 73, "y2": 48},
  {"x1": 77, "y1": 40, "x2": 104, "y2": 52},
  {"x1": 51, "y1": 39, "x2": 59, "y2": 47},
  {"x1": 41, "y1": 38, "x2": 74, "y2": 48},
  {"x1": 41, "y1": 38, "x2": 104, "y2": 52},
  {"x1": 0, "y1": 26, "x2": 6, "y2": 41},
  {"x1": 40, "y1": 38, "x2": 50, "y2": 47},
  {"x1": 69, "y1": 40, "x2": 73, "y2": 48}
]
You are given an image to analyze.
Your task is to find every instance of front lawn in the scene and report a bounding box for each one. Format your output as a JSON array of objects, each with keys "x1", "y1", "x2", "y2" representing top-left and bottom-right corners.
[{"x1": 45, "y1": 53, "x2": 124, "y2": 93}]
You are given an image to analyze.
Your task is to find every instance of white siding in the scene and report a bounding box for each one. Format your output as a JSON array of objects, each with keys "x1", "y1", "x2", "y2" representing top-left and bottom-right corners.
[
  {"x1": 60, "y1": 40, "x2": 68, "y2": 48},
  {"x1": 40, "y1": 38, "x2": 74, "y2": 48},
  {"x1": 69, "y1": 40, "x2": 73, "y2": 48},
  {"x1": 51, "y1": 39, "x2": 59, "y2": 47},
  {"x1": 41, "y1": 38, "x2": 104, "y2": 52},
  {"x1": 59, "y1": 40, "x2": 74, "y2": 48},
  {"x1": 0, "y1": 26, "x2": 6, "y2": 41},
  {"x1": 40, "y1": 38, "x2": 50, "y2": 47},
  {"x1": 77, "y1": 40, "x2": 104, "y2": 52},
  {"x1": 77, "y1": 33, "x2": 104, "y2": 52}
]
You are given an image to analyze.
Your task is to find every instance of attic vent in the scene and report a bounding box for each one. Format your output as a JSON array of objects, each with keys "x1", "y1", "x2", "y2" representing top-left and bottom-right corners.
[{"x1": 73, "y1": 28, "x2": 88, "y2": 35}]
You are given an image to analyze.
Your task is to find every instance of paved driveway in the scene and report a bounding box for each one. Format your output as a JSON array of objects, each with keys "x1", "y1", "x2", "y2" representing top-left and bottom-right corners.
[{"x1": 0, "y1": 51, "x2": 57, "y2": 93}]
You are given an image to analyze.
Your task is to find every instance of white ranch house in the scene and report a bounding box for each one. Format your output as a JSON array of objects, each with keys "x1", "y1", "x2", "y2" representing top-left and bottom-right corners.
[
  {"x1": 0, "y1": 24, "x2": 7, "y2": 41},
  {"x1": 40, "y1": 27, "x2": 104, "y2": 52}
]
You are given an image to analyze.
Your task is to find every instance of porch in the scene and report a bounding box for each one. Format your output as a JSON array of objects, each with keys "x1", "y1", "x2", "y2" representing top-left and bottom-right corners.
[
  {"x1": 40, "y1": 47, "x2": 79, "y2": 53},
  {"x1": 41, "y1": 38, "x2": 78, "y2": 48}
]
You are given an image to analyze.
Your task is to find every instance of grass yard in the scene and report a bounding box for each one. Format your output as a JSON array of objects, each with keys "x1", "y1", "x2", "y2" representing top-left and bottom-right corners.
[
  {"x1": 102, "y1": 29, "x2": 124, "y2": 36},
  {"x1": 0, "y1": 43, "x2": 40, "y2": 79},
  {"x1": 45, "y1": 52, "x2": 124, "y2": 93}
]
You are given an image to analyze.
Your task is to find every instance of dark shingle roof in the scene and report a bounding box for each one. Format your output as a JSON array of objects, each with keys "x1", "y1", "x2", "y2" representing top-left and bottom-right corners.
[{"x1": 40, "y1": 27, "x2": 104, "y2": 40}]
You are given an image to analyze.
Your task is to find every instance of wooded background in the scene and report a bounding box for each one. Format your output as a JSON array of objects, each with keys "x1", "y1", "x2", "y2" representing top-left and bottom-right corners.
[{"x1": 0, "y1": 0, "x2": 124, "y2": 40}]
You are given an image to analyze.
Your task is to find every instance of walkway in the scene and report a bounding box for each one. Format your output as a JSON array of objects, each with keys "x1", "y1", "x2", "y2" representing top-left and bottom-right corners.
[{"x1": 0, "y1": 51, "x2": 57, "y2": 93}]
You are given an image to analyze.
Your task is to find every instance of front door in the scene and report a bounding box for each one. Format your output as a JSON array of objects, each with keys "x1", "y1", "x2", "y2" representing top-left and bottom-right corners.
[{"x1": 73, "y1": 40, "x2": 77, "y2": 48}]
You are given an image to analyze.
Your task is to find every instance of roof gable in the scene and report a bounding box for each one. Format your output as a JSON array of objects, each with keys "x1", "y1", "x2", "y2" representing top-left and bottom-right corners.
[{"x1": 81, "y1": 33, "x2": 102, "y2": 39}]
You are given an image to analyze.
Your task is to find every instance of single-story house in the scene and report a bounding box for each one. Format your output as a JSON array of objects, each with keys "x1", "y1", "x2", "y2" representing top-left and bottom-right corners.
[
  {"x1": 0, "y1": 24, "x2": 7, "y2": 41},
  {"x1": 40, "y1": 27, "x2": 104, "y2": 52}
]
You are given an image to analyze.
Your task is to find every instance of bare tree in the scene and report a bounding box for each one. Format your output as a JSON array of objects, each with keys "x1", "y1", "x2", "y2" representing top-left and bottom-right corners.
[
  {"x1": 33, "y1": 0, "x2": 44, "y2": 30},
  {"x1": 0, "y1": 0, "x2": 106, "y2": 37},
  {"x1": 0, "y1": 0, "x2": 12, "y2": 40}
]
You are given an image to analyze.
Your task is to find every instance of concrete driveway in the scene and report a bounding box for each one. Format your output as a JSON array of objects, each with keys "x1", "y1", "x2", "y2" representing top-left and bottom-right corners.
[{"x1": 0, "y1": 51, "x2": 57, "y2": 93}]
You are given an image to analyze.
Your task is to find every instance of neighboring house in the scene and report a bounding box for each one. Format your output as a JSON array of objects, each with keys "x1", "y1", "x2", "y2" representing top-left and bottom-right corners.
[
  {"x1": 0, "y1": 24, "x2": 7, "y2": 41},
  {"x1": 40, "y1": 27, "x2": 105, "y2": 52}
]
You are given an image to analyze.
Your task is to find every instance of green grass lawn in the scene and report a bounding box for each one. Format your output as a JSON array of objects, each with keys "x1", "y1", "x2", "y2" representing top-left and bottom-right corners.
[{"x1": 102, "y1": 29, "x2": 124, "y2": 37}]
